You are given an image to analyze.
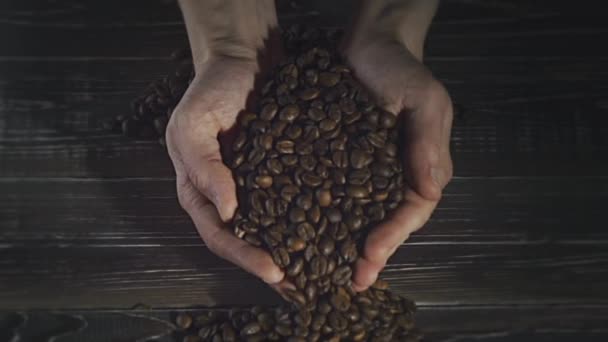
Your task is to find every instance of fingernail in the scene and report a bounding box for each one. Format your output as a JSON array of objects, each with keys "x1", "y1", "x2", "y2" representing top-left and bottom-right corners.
[
  {"x1": 352, "y1": 283, "x2": 366, "y2": 292},
  {"x1": 430, "y1": 167, "x2": 444, "y2": 187},
  {"x1": 263, "y1": 269, "x2": 285, "y2": 285}
]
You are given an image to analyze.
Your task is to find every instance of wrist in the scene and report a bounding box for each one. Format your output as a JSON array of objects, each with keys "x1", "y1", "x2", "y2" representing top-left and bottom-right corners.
[
  {"x1": 347, "y1": 29, "x2": 423, "y2": 63},
  {"x1": 346, "y1": 0, "x2": 438, "y2": 62},
  {"x1": 179, "y1": 0, "x2": 278, "y2": 72}
]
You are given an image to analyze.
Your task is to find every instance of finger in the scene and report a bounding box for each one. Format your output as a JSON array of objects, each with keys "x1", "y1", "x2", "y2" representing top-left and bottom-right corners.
[
  {"x1": 353, "y1": 190, "x2": 437, "y2": 291},
  {"x1": 270, "y1": 279, "x2": 297, "y2": 297},
  {"x1": 184, "y1": 135, "x2": 238, "y2": 223},
  {"x1": 402, "y1": 84, "x2": 453, "y2": 201},
  {"x1": 181, "y1": 182, "x2": 284, "y2": 284}
]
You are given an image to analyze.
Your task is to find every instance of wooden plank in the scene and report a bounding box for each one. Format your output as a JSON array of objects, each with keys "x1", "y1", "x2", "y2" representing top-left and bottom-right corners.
[
  {"x1": 0, "y1": 0, "x2": 607, "y2": 328},
  {"x1": 1, "y1": 74, "x2": 607, "y2": 178},
  {"x1": 0, "y1": 177, "x2": 608, "y2": 238},
  {"x1": 0, "y1": 1, "x2": 606, "y2": 59},
  {"x1": 2, "y1": 305, "x2": 607, "y2": 342},
  {"x1": 0, "y1": 208, "x2": 608, "y2": 309},
  {"x1": 1, "y1": 177, "x2": 607, "y2": 240}
]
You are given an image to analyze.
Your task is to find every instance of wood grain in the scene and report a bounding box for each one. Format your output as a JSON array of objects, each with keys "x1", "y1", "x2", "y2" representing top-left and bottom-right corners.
[
  {"x1": 1, "y1": 0, "x2": 608, "y2": 339},
  {"x1": 2, "y1": 305, "x2": 607, "y2": 342}
]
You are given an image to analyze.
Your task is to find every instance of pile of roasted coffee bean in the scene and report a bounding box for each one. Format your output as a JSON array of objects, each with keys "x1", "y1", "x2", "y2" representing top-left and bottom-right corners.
[
  {"x1": 115, "y1": 27, "x2": 422, "y2": 342},
  {"x1": 105, "y1": 47, "x2": 193, "y2": 145},
  {"x1": 172, "y1": 279, "x2": 421, "y2": 342},
  {"x1": 231, "y1": 46, "x2": 404, "y2": 272}
]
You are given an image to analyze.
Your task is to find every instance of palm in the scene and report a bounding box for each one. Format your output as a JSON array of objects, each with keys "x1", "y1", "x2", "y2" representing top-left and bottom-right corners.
[
  {"x1": 345, "y1": 38, "x2": 454, "y2": 291},
  {"x1": 165, "y1": 57, "x2": 286, "y2": 285}
]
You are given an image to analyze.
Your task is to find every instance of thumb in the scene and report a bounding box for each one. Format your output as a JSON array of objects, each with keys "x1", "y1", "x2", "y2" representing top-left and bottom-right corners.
[
  {"x1": 189, "y1": 159, "x2": 238, "y2": 222},
  {"x1": 402, "y1": 91, "x2": 452, "y2": 201},
  {"x1": 183, "y1": 134, "x2": 238, "y2": 222}
]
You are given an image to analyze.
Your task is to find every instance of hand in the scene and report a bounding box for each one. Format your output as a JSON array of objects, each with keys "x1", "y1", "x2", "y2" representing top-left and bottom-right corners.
[
  {"x1": 345, "y1": 34, "x2": 454, "y2": 291},
  {"x1": 165, "y1": 56, "x2": 284, "y2": 285}
]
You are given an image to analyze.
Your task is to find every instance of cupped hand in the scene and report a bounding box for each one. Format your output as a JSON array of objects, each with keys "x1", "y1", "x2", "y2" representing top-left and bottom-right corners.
[
  {"x1": 165, "y1": 56, "x2": 284, "y2": 285},
  {"x1": 345, "y1": 35, "x2": 454, "y2": 291}
]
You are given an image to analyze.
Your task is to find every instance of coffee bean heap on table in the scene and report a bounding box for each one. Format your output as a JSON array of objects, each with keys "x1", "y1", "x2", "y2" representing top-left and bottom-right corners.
[
  {"x1": 172, "y1": 279, "x2": 421, "y2": 342},
  {"x1": 115, "y1": 27, "x2": 422, "y2": 342},
  {"x1": 105, "y1": 47, "x2": 194, "y2": 146}
]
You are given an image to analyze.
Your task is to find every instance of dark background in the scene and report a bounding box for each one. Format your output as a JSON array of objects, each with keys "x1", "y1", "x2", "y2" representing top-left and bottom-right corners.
[{"x1": 1, "y1": 0, "x2": 607, "y2": 341}]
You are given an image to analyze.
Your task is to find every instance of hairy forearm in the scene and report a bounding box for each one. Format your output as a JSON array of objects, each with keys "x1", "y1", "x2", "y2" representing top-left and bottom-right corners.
[
  {"x1": 178, "y1": 0, "x2": 277, "y2": 69},
  {"x1": 350, "y1": 0, "x2": 438, "y2": 60}
]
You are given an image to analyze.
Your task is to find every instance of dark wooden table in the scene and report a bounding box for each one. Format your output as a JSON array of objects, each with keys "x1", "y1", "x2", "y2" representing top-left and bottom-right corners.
[{"x1": 1, "y1": 0, "x2": 608, "y2": 341}]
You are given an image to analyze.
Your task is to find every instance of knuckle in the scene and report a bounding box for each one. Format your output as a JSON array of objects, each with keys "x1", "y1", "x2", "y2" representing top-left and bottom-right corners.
[
  {"x1": 445, "y1": 163, "x2": 454, "y2": 183},
  {"x1": 176, "y1": 188, "x2": 193, "y2": 211}
]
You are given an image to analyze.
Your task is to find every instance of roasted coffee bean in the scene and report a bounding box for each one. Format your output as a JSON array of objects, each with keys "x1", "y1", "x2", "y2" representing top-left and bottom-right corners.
[
  {"x1": 340, "y1": 239, "x2": 358, "y2": 263},
  {"x1": 271, "y1": 120, "x2": 288, "y2": 136},
  {"x1": 281, "y1": 154, "x2": 299, "y2": 166},
  {"x1": 280, "y1": 185, "x2": 299, "y2": 202},
  {"x1": 285, "y1": 125, "x2": 302, "y2": 140},
  {"x1": 317, "y1": 236, "x2": 335, "y2": 256},
  {"x1": 350, "y1": 149, "x2": 372, "y2": 169},
  {"x1": 318, "y1": 72, "x2": 340, "y2": 87},
  {"x1": 385, "y1": 142, "x2": 398, "y2": 157},
  {"x1": 372, "y1": 175, "x2": 390, "y2": 190},
  {"x1": 344, "y1": 215, "x2": 363, "y2": 232},
  {"x1": 280, "y1": 104, "x2": 300, "y2": 122},
  {"x1": 299, "y1": 154, "x2": 317, "y2": 171},
  {"x1": 348, "y1": 169, "x2": 371, "y2": 185},
  {"x1": 308, "y1": 256, "x2": 328, "y2": 279},
  {"x1": 372, "y1": 162, "x2": 394, "y2": 177},
  {"x1": 330, "y1": 287, "x2": 352, "y2": 312},
  {"x1": 304, "y1": 69, "x2": 319, "y2": 86},
  {"x1": 276, "y1": 139, "x2": 295, "y2": 154},
  {"x1": 258, "y1": 134, "x2": 274, "y2": 150},
  {"x1": 301, "y1": 173, "x2": 322, "y2": 187},
  {"x1": 286, "y1": 235, "x2": 307, "y2": 253},
  {"x1": 315, "y1": 188, "x2": 332, "y2": 207},
  {"x1": 332, "y1": 265, "x2": 352, "y2": 285},
  {"x1": 332, "y1": 151, "x2": 349, "y2": 168},
  {"x1": 346, "y1": 184, "x2": 369, "y2": 198},
  {"x1": 379, "y1": 111, "x2": 397, "y2": 128},
  {"x1": 368, "y1": 203, "x2": 386, "y2": 221},
  {"x1": 331, "y1": 185, "x2": 345, "y2": 198},
  {"x1": 317, "y1": 57, "x2": 330, "y2": 70},
  {"x1": 176, "y1": 313, "x2": 193, "y2": 330},
  {"x1": 339, "y1": 97, "x2": 356, "y2": 114},
  {"x1": 260, "y1": 102, "x2": 279, "y2": 121},
  {"x1": 329, "y1": 222, "x2": 349, "y2": 241},
  {"x1": 272, "y1": 248, "x2": 290, "y2": 268},
  {"x1": 244, "y1": 234, "x2": 262, "y2": 247},
  {"x1": 255, "y1": 175, "x2": 273, "y2": 189},
  {"x1": 367, "y1": 131, "x2": 386, "y2": 148},
  {"x1": 284, "y1": 289, "x2": 307, "y2": 307},
  {"x1": 295, "y1": 193, "x2": 313, "y2": 210},
  {"x1": 319, "y1": 118, "x2": 337, "y2": 132},
  {"x1": 298, "y1": 88, "x2": 320, "y2": 101},
  {"x1": 295, "y1": 143, "x2": 313, "y2": 155},
  {"x1": 287, "y1": 257, "x2": 305, "y2": 276},
  {"x1": 305, "y1": 282, "x2": 317, "y2": 302},
  {"x1": 183, "y1": 335, "x2": 201, "y2": 342},
  {"x1": 247, "y1": 148, "x2": 266, "y2": 166},
  {"x1": 325, "y1": 208, "x2": 342, "y2": 223},
  {"x1": 296, "y1": 222, "x2": 316, "y2": 241},
  {"x1": 266, "y1": 158, "x2": 284, "y2": 175},
  {"x1": 306, "y1": 107, "x2": 325, "y2": 122}
]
